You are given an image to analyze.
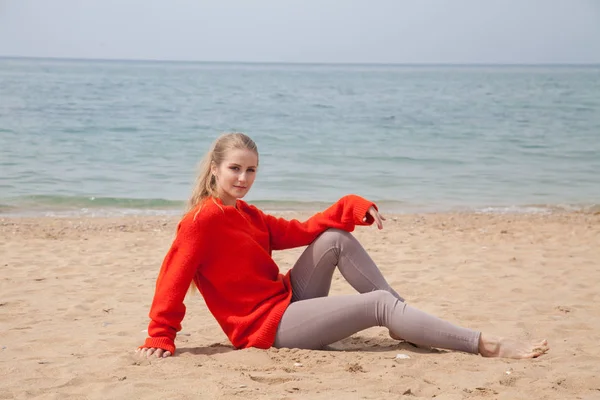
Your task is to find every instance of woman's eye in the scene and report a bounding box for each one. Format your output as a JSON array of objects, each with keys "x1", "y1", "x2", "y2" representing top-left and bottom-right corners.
[
  {"x1": 248, "y1": 169, "x2": 256, "y2": 173},
  {"x1": 230, "y1": 166, "x2": 240, "y2": 171}
]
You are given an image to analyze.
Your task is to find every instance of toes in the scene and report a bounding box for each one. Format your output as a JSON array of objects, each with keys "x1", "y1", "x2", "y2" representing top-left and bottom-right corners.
[{"x1": 531, "y1": 347, "x2": 548, "y2": 358}]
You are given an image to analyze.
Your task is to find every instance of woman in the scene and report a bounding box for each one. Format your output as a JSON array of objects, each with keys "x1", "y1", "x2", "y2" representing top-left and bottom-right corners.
[{"x1": 137, "y1": 132, "x2": 549, "y2": 359}]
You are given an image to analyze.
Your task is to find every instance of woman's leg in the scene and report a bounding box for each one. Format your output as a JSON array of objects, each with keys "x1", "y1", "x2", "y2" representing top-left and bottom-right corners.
[
  {"x1": 274, "y1": 290, "x2": 549, "y2": 358},
  {"x1": 278, "y1": 229, "x2": 549, "y2": 358},
  {"x1": 289, "y1": 229, "x2": 404, "y2": 302},
  {"x1": 275, "y1": 290, "x2": 479, "y2": 353}
]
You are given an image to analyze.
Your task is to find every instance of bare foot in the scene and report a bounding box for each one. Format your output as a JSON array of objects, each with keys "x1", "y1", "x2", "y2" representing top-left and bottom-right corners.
[{"x1": 479, "y1": 334, "x2": 549, "y2": 359}]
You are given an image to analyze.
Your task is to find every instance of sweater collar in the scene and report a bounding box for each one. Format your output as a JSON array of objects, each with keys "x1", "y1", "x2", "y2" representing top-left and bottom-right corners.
[{"x1": 213, "y1": 196, "x2": 242, "y2": 210}]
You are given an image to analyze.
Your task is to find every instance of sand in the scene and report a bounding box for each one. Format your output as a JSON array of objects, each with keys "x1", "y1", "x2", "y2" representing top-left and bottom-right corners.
[{"x1": 1, "y1": 211, "x2": 599, "y2": 399}]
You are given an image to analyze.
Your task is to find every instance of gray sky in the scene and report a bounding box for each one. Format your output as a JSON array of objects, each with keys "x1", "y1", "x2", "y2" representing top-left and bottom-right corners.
[{"x1": 1, "y1": 0, "x2": 599, "y2": 64}]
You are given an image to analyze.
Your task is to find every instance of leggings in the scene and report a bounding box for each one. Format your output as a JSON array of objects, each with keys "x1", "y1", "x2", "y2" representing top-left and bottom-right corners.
[{"x1": 273, "y1": 229, "x2": 481, "y2": 354}]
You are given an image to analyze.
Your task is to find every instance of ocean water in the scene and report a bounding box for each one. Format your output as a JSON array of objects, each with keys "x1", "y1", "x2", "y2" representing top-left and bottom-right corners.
[{"x1": 1, "y1": 58, "x2": 599, "y2": 216}]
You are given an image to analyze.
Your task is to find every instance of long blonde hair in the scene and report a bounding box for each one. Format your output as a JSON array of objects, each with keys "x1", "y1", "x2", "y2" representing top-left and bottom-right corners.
[{"x1": 188, "y1": 132, "x2": 259, "y2": 212}]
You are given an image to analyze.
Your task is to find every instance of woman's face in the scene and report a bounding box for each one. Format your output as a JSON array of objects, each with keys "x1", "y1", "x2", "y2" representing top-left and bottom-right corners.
[{"x1": 212, "y1": 148, "x2": 258, "y2": 206}]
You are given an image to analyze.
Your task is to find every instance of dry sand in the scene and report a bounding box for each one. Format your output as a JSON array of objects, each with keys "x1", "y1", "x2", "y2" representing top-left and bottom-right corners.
[{"x1": 1, "y1": 211, "x2": 599, "y2": 399}]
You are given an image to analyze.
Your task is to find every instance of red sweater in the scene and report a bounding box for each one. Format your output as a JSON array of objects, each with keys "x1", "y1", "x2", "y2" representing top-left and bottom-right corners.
[{"x1": 142, "y1": 194, "x2": 376, "y2": 354}]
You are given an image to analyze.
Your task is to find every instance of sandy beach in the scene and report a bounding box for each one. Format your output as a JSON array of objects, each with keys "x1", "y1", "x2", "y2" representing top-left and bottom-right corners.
[{"x1": 1, "y1": 211, "x2": 599, "y2": 400}]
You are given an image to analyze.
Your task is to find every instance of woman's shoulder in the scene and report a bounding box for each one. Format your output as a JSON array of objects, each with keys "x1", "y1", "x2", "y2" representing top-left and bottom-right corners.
[
  {"x1": 236, "y1": 199, "x2": 264, "y2": 216},
  {"x1": 180, "y1": 199, "x2": 226, "y2": 229}
]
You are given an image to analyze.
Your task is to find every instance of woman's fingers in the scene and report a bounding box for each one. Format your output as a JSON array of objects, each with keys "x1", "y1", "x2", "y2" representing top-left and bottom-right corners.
[
  {"x1": 367, "y1": 206, "x2": 384, "y2": 230},
  {"x1": 375, "y1": 213, "x2": 383, "y2": 230},
  {"x1": 136, "y1": 347, "x2": 148, "y2": 357},
  {"x1": 136, "y1": 347, "x2": 172, "y2": 358}
]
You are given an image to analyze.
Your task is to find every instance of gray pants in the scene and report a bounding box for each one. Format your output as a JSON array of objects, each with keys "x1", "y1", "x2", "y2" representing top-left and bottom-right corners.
[{"x1": 273, "y1": 229, "x2": 481, "y2": 354}]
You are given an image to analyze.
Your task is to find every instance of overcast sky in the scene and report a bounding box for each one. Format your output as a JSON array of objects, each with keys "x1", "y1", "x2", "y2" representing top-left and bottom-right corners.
[{"x1": 0, "y1": 0, "x2": 598, "y2": 64}]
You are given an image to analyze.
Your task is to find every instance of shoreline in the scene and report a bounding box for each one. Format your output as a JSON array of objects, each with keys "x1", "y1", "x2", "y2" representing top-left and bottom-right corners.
[
  {"x1": 1, "y1": 201, "x2": 599, "y2": 219},
  {"x1": 2, "y1": 208, "x2": 599, "y2": 226},
  {"x1": 2, "y1": 194, "x2": 599, "y2": 218}
]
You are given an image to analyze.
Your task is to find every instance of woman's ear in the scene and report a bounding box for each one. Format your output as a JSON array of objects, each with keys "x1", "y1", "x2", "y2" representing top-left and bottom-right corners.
[{"x1": 210, "y1": 161, "x2": 217, "y2": 177}]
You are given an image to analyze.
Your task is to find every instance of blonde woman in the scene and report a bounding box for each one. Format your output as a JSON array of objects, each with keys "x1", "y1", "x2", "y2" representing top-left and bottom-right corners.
[{"x1": 137, "y1": 133, "x2": 548, "y2": 359}]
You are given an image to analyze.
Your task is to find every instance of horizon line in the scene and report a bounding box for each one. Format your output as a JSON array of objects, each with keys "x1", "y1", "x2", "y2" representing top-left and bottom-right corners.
[{"x1": 1, "y1": 55, "x2": 599, "y2": 67}]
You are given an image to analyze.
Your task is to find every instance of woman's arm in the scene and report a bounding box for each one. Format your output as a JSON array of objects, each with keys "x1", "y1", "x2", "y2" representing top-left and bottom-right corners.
[
  {"x1": 138, "y1": 211, "x2": 214, "y2": 357},
  {"x1": 261, "y1": 194, "x2": 379, "y2": 251}
]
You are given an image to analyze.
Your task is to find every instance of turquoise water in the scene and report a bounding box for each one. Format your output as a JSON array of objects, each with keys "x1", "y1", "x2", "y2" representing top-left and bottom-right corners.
[{"x1": 1, "y1": 58, "x2": 599, "y2": 216}]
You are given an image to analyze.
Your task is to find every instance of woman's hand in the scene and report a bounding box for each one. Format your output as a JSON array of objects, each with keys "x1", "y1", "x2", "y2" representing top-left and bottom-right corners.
[
  {"x1": 365, "y1": 206, "x2": 386, "y2": 230},
  {"x1": 136, "y1": 347, "x2": 172, "y2": 358}
]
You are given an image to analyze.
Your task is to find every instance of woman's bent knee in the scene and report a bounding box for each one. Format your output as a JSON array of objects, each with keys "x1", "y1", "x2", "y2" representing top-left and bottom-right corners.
[
  {"x1": 368, "y1": 289, "x2": 396, "y2": 302},
  {"x1": 361, "y1": 290, "x2": 399, "y2": 327},
  {"x1": 317, "y1": 228, "x2": 355, "y2": 245}
]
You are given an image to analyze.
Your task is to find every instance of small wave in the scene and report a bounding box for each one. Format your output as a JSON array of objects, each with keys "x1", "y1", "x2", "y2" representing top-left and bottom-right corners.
[
  {"x1": 475, "y1": 205, "x2": 552, "y2": 214},
  {"x1": 474, "y1": 203, "x2": 600, "y2": 215},
  {"x1": 1, "y1": 195, "x2": 597, "y2": 217},
  {"x1": 0, "y1": 195, "x2": 184, "y2": 216}
]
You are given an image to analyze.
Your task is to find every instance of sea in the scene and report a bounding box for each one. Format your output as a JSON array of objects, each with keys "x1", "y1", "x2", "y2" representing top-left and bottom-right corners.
[{"x1": 1, "y1": 57, "x2": 599, "y2": 217}]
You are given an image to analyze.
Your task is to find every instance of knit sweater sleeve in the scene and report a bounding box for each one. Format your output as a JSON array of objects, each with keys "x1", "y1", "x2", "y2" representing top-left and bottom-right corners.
[
  {"x1": 140, "y1": 210, "x2": 213, "y2": 354},
  {"x1": 261, "y1": 194, "x2": 377, "y2": 251}
]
